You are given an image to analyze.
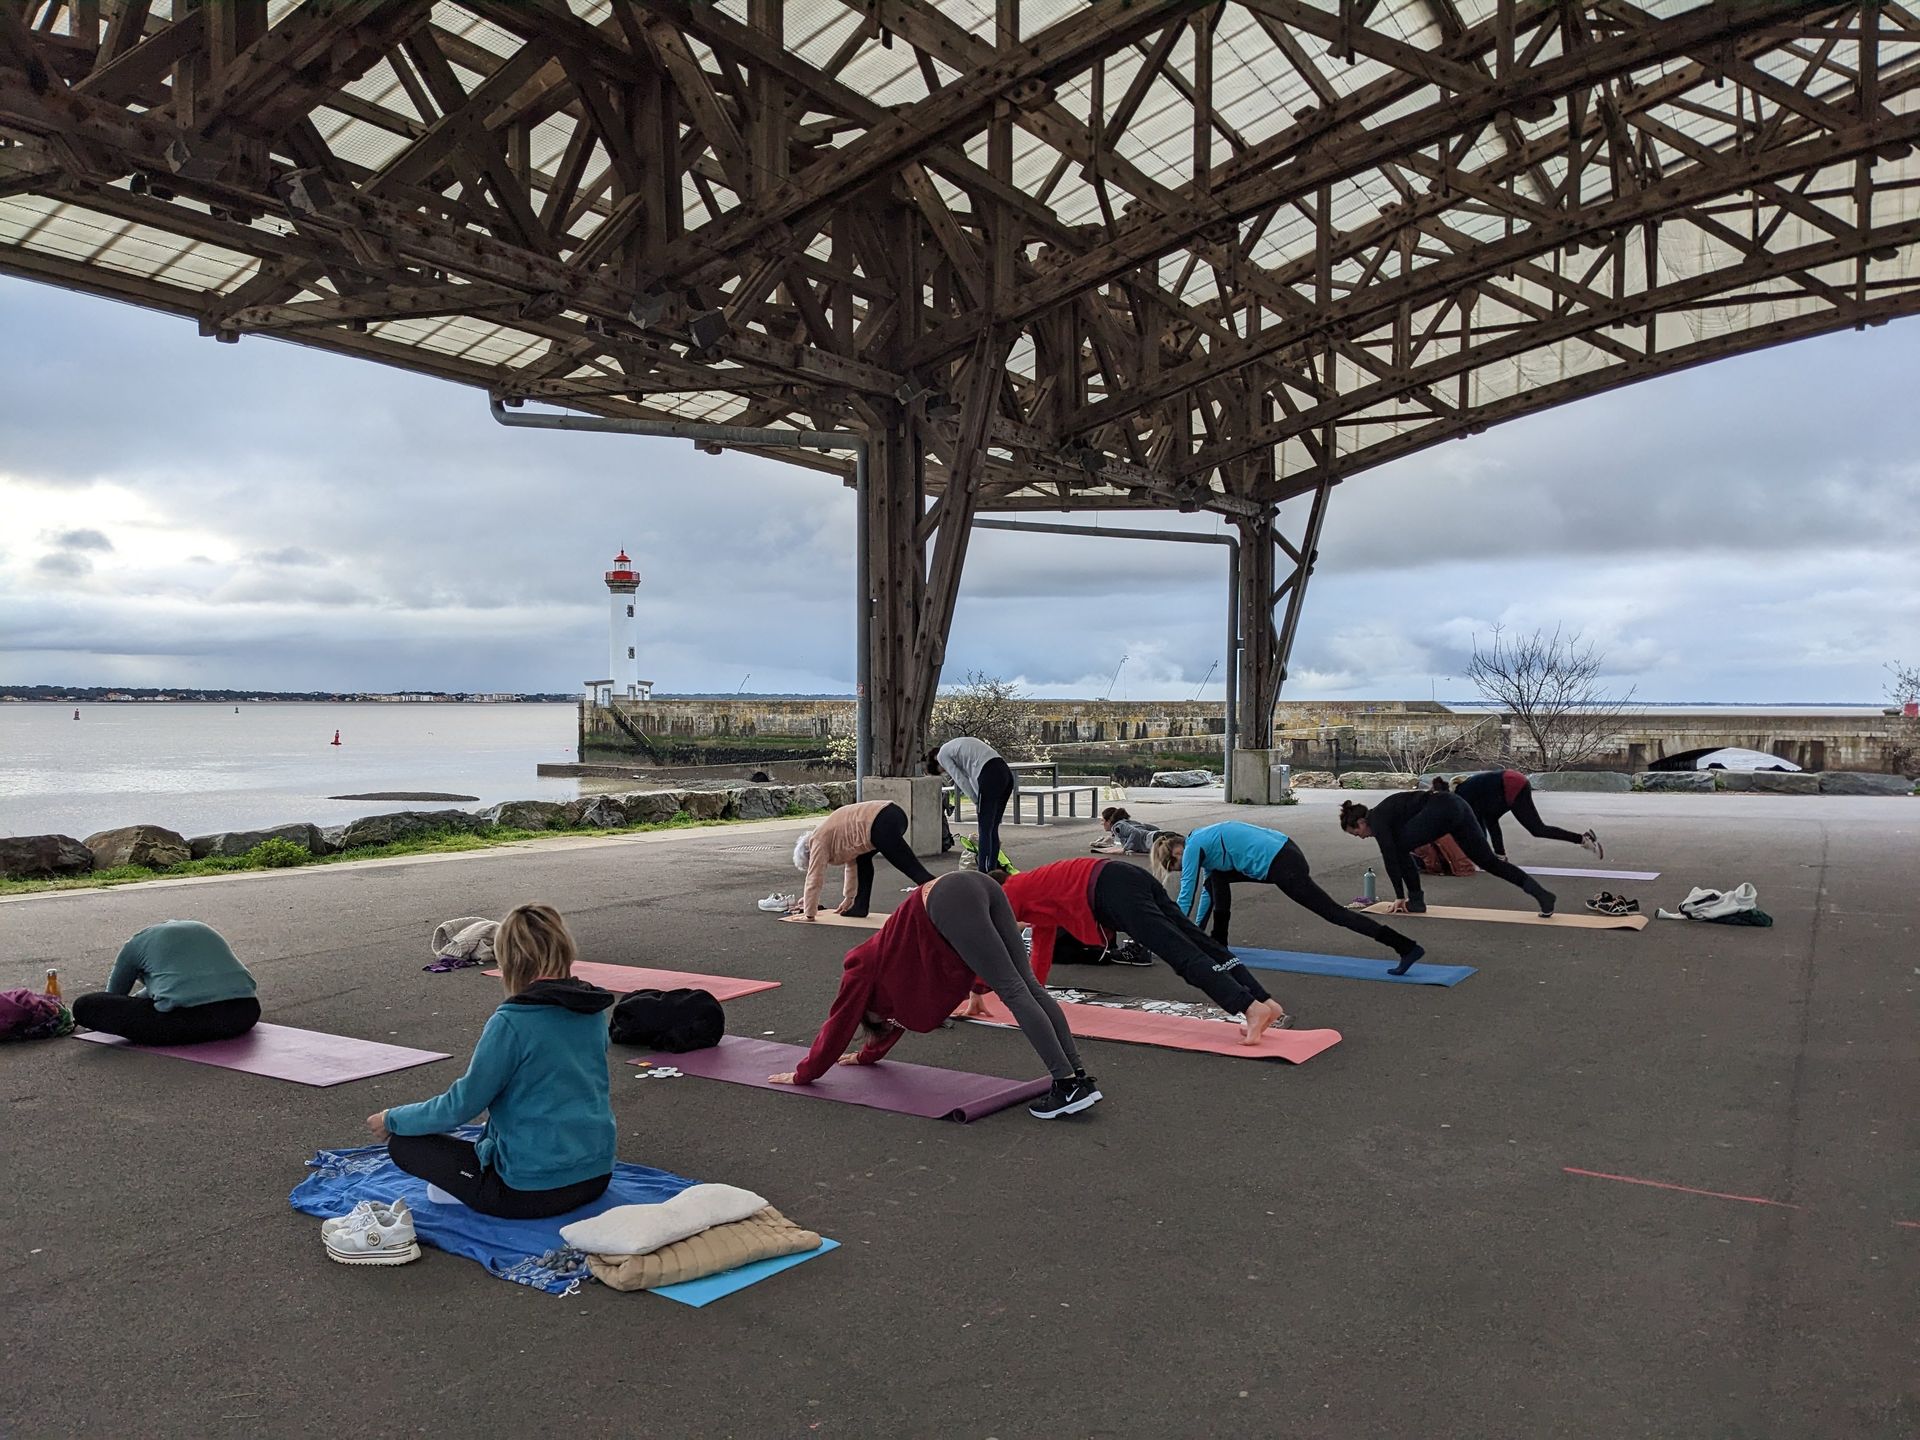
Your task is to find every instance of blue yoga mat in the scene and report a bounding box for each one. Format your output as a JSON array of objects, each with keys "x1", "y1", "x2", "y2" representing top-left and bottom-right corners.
[
  {"x1": 290, "y1": 1126, "x2": 833, "y2": 1299},
  {"x1": 1232, "y1": 946, "x2": 1477, "y2": 987}
]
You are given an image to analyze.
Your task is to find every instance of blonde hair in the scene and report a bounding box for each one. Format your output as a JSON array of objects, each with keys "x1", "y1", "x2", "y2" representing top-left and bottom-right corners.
[
  {"x1": 1148, "y1": 831, "x2": 1185, "y2": 888},
  {"x1": 496, "y1": 903, "x2": 578, "y2": 994}
]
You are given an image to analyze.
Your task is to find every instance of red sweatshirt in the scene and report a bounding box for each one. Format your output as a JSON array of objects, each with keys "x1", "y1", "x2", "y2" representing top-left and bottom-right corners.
[
  {"x1": 999, "y1": 857, "x2": 1110, "y2": 980},
  {"x1": 795, "y1": 888, "x2": 981, "y2": 1084}
]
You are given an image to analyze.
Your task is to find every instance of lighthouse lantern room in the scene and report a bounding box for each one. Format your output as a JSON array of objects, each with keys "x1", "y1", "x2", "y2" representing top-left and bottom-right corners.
[{"x1": 601, "y1": 548, "x2": 653, "y2": 701}]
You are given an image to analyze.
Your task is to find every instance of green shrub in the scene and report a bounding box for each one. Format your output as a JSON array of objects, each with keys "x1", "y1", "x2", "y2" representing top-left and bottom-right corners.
[{"x1": 247, "y1": 837, "x2": 311, "y2": 869}]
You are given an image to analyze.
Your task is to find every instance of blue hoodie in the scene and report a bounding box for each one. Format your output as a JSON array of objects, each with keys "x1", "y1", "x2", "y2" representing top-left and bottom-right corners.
[
  {"x1": 1176, "y1": 822, "x2": 1291, "y2": 925},
  {"x1": 384, "y1": 977, "x2": 616, "y2": 1191}
]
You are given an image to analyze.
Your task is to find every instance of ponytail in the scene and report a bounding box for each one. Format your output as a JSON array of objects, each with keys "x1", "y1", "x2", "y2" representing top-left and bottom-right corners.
[{"x1": 1339, "y1": 800, "x2": 1369, "y2": 833}]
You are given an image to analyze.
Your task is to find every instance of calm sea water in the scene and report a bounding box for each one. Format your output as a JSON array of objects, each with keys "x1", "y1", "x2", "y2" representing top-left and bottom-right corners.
[{"x1": 0, "y1": 702, "x2": 584, "y2": 839}]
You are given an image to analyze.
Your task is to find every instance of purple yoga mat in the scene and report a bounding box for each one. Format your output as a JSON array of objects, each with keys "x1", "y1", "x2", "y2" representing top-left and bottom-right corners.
[
  {"x1": 1523, "y1": 866, "x2": 1661, "y2": 881},
  {"x1": 73, "y1": 1022, "x2": 449, "y2": 1087},
  {"x1": 640, "y1": 1036, "x2": 1051, "y2": 1122}
]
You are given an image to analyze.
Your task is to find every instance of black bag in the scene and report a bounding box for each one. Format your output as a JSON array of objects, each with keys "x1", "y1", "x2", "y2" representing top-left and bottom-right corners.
[{"x1": 609, "y1": 987, "x2": 725, "y2": 1051}]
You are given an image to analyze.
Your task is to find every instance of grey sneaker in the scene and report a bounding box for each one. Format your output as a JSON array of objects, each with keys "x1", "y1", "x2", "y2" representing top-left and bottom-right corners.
[{"x1": 1580, "y1": 830, "x2": 1604, "y2": 860}]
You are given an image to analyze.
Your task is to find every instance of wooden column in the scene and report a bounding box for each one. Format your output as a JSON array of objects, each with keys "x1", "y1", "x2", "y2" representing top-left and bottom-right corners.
[{"x1": 864, "y1": 401, "x2": 929, "y2": 775}]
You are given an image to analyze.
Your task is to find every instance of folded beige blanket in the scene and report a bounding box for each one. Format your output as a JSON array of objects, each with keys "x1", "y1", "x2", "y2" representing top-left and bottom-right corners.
[{"x1": 586, "y1": 1207, "x2": 822, "y2": 1291}]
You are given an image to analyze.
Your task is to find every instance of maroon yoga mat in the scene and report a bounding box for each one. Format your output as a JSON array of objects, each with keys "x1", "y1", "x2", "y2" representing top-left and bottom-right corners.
[
  {"x1": 639, "y1": 1036, "x2": 1051, "y2": 1122},
  {"x1": 73, "y1": 1022, "x2": 449, "y2": 1087}
]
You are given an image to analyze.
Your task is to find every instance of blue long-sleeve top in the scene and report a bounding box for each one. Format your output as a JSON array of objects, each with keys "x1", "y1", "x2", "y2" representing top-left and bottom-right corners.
[
  {"x1": 1175, "y1": 822, "x2": 1291, "y2": 924},
  {"x1": 106, "y1": 920, "x2": 256, "y2": 1011}
]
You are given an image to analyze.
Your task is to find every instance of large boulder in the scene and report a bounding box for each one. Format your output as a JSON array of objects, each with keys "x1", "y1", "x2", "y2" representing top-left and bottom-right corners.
[
  {"x1": 84, "y1": 824, "x2": 190, "y2": 871},
  {"x1": 478, "y1": 800, "x2": 568, "y2": 831},
  {"x1": 0, "y1": 834, "x2": 94, "y2": 880},
  {"x1": 190, "y1": 822, "x2": 334, "y2": 859},
  {"x1": 1528, "y1": 771, "x2": 1633, "y2": 793},
  {"x1": 1288, "y1": 770, "x2": 1335, "y2": 788},
  {"x1": 1150, "y1": 769, "x2": 1215, "y2": 788},
  {"x1": 616, "y1": 790, "x2": 685, "y2": 824},
  {"x1": 1817, "y1": 771, "x2": 1915, "y2": 796},
  {"x1": 1335, "y1": 771, "x2": 1416, "y2": 790},
  {"x1": 819, "y1": 781, "x2": 857, "y2": 808},
  {"x1": 561, "y1": 795, "x2": 628, "y2": 829},
  {"x1": 1633, "y1": 771, "x2": 1714, "y2": 793},
  {"x1": 338, "y1": 809, "x2": 488, "y2": 849},
  {"x1": 682, "y1": 788, "x2": 735, "y2": 820},
  {"x1": 733, "y1": 785, "x2": 791, "y2": 820},
  {"x1": 1746, "y1": 771, "x2": 1820, "y2": 795},
  {"x1": 789, "y1": 783, "x2": 830, "y2": 812}
]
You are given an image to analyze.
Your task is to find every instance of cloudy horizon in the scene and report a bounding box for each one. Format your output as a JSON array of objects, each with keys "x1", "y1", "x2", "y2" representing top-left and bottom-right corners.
[{"x1": 3, "y1": 277, "x2": 1916, "y2": 707}]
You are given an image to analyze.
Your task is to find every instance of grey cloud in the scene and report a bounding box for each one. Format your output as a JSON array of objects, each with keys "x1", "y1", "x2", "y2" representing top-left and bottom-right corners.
[
  {"x1": 250, "y1": 545, "x2": 326, "y2": 567},
  {"x1": 34, "y1": 552, "x2": 92, "y2": 578},
  {"x1": 47, "y1": 527, "x2": 113, "y2": 552}
]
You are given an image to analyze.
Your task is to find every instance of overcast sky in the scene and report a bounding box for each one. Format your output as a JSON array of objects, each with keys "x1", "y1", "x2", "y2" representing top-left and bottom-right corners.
[{"x1": 3, "y1": 276, "x2": 1915, "y2": 703}]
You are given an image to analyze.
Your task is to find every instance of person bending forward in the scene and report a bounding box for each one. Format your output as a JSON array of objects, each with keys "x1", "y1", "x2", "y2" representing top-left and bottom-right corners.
[
  {"x1": 1453, "y1": 769, "x2": 1603, "y2": 861},
  {"x1": 928, "y1": 736, "x2": 1018, "y2": 870},
  {"x1": 790, "y1": 800, "x2": 935, "y2": 920},
  {"x1": 72, "y1": 919, "x2": 260, "y2": 1045},
  {"x1": 1340, "y1": 793, "x2": 1557, "y2": 918}
]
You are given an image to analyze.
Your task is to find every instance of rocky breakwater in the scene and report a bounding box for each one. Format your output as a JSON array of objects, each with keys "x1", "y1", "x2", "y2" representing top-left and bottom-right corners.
[{"x1": 0, "y1": 781, "x2": 856, "y2": 883}]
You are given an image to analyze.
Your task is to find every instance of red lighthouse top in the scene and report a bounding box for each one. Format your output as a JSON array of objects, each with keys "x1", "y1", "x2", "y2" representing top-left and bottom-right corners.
[{"x1": 605, "y1": 548, "x2": 638, "y2": 586}]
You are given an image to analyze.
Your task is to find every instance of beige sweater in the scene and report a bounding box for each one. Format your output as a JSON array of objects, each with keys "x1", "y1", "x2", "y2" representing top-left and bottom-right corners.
[{"x1": 802, "y1": 800, "x2": 888, "y2": 918}]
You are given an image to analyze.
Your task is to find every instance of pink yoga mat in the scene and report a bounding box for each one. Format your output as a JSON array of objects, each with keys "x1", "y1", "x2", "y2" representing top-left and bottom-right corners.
[
  {"x1": 73, "y1": 1022, "x2": 448, "y2": 1087},
  {"x1": 959, "y1": 994, "x2": 1341, "y2": 1065},
  {"x1": 484, "y1": 962, "x2": 779, "y2": 1000},
  {"x1": 638, "y1": 1036, "x2": 1051, "y2": 1122}
]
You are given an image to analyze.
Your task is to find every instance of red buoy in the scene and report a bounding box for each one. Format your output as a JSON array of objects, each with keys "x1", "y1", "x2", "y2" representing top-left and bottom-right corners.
[{"x1": 331, "y1": 729, "x2": 342, "y2": 746}]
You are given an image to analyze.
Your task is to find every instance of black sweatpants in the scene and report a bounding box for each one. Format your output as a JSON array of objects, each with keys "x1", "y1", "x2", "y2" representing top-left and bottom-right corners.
[
  {"x1": 848, "y1": 802, "x2": 936, "y2": 915},
  {"x1": 1393, "y1": 794, "x2": 1551, "y2": 910},
  {"x1": 1092, "y1": 861, "x2": 1273, "y2": 1015},
  {"x1": 386, "y1": 1132, "x2": 610, "y2": 1220},
  {"x1": 1265, "y1": 842, "x2": 1418, "y2": 959},
  {"x1": 974, "y1": 758, "x2": 1015, "y2": 869},
  {"x1": 72, "y1": 992, "x2": 259, "y2": 1046},
  {"x1": 1484, "y1": 784, "x2": 1584, "y2": 856}
]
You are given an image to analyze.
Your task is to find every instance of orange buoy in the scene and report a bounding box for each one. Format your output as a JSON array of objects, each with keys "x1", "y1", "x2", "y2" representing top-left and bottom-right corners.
[{"x1": 331, "y1": 729, "x2": 342, "y2": 746}]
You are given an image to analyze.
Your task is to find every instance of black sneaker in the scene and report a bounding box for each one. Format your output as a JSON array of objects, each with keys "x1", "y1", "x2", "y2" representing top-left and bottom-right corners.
[
  {"x1": 1029, "y1": 1075, "x2": 1102, "y2": 1119},
  {"x1": 1535, "y1": 888, "x2": 1557, "y2": 919},
  {"x1": 1107, "y1": 939, "x2": 1154, "y2": 967}
]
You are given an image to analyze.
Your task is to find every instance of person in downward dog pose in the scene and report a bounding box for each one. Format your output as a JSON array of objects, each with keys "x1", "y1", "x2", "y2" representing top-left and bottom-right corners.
[
  {"x1": 1153, "y1": 823, "x2": 1426, "y2": 977},
  {"x1": 769, "y1": 870, "x2": 1101, "y2": 1120},
  {"x1": 1340, "y1": 793, "x2": 1557, "y2": 918},
  {"x1": 995, "y1": 856, "x2": 1294, "y2": 1040},
  {"x1": 1451, "y1": 769, "x2": 1603, "y2": 861},
  {"x1": 789, "y1": 799, "x2": 935, "y2": 920},
  {"x1": 928, "y1": 736, "x2": 1018, "y2": 870},
  {"x1": 366, "y1": 903, "x2": 616, "y2": 1219},
  {"x1": 72, "y1": 919, "x2": 260, "y2": 1045}
]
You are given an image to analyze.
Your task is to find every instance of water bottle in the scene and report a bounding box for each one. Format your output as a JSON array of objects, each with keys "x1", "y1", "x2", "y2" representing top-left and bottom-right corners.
[
  {"x1": 43, "y1": 967, "x2": 60, "y2": 1000},
  {"x1": 1362, "y1": 866, "x2": 1377, "y2": 904}
]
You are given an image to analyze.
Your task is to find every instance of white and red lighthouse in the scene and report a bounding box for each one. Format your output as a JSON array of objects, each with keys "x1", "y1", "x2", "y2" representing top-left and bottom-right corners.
[{"x1": 603, "y1": 549, "x2": 649, "y2": 700}]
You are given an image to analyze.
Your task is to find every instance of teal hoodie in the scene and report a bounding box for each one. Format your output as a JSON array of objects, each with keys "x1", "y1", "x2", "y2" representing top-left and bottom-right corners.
[
  {"x1": 107, "y1": 920, "x2": 257, "y2": 1011},
  {"x1": 384, "y1": 977, "x2": 616, "y2": 1191}
]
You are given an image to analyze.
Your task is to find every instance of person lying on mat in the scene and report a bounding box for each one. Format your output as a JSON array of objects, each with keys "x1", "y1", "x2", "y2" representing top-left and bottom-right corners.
[
  {"x1": 71, "y1": 918, "x2": 260, "y2": 1046},
  {"x1": 1089, "y1": 807, "x2": 1159, "y2": 855},
  {"x1": 993, "y1": 856, "x2": 1296, "y2": 1038},
  {"x1": 1340, "y1": 795, "x2": 1557, "y2": 919},
  {"x1": 927, "y1": 736, "x2": 1018, "y2": 871},
  {"x1": 1452, "y1": 769, "x2": 1604, "y2": 862},
  {"x1": 768, "y1": 870, "x2": 1102, "y2": 1120},
  {"x1": 790, "y1": 799, "x2": 935, "y2": 920},
  {"x1": 365, "y1": 903, "x2": 617, "y2": 1219},
  {"x1": 1151, "y1": 823, "x2": 1426, "y2": 978}
]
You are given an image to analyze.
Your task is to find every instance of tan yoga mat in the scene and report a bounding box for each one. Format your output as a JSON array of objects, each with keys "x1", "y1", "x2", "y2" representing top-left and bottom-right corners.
[
  {"x1": 1362, "y1": 902, "x2": 1648, "y2": 931},
  {"x1": 779, "y1": 910, "x2": 889, "y2": 930}
]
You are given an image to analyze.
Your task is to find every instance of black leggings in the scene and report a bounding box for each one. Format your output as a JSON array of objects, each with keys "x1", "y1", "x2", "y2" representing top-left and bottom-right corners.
[
  {"x1": 72, "y1": 993, "x2": 259, "y2": 1045},
  {"x1": 974, "y1": 758, "x2": 1015, "y2": 868},
  {"x1": 1092, "y1": 862, "x2": 1273, "y2": 1014},
  {"x1": 386, "y1": 1132, "x2": 610, "y2": 1220},
  {"x1": 1395, "y1": 793, "x2": 1550, "y2": 909},
  {"x1": 848, "y1": 802, "x2": 935, "y2": 915},
  {"x1": 1264, "y1": 842, "x2": 1418, "y2": 959},
  {"x1": 1484, "y1": 784, "x2": 1584, "y2": 856}
]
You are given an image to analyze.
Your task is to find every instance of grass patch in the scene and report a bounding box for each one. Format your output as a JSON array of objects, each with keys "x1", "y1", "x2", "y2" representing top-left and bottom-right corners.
[{"x1": 0, "y1": 809, "x2": 829, "y2": 898}]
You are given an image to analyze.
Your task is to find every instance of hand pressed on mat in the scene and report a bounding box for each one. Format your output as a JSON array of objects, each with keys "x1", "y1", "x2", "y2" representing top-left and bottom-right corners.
[{"x1": 768, "y1": 1052, "x2": 865, "y2": 1083}]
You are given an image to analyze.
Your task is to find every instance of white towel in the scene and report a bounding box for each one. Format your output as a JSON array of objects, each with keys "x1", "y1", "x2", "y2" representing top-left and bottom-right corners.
[
  {"x1": 431, "y1": 916, "x2": 497, "y2": 962},
  {"x1": 559, "y1": 1183, "x2": 770, "y2": 1256}
]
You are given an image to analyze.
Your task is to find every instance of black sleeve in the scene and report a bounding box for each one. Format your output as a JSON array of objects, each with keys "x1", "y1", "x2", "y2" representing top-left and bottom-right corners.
[{"x1": 1483, "y1": 815, "x2": 1505, "y2": 856}]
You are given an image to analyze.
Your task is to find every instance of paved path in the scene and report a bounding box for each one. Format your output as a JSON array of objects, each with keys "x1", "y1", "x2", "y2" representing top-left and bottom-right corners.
[{"x1": 2, "y1": 790, "x2": 1914, "y2": 1438}]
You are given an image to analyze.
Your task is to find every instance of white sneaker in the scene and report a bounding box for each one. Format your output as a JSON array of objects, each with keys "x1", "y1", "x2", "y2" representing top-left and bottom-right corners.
[
  {"x1": 320, "y1": 1197, "x2": 410, "y2": 1241},
  {"x1": 323, "y1": 1199, "x2": 421, "y2": 1266},
  {"x1": 757, "y1": 892, "x2": 796, "y2": 912}
]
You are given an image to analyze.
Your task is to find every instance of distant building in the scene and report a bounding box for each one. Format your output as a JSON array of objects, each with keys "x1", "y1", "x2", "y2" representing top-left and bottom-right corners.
[{"x1": 602, "y1": 547, "x2": 653, "y2": 702}]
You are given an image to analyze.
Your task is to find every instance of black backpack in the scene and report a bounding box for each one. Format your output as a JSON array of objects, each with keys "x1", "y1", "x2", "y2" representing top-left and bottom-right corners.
[{"x1": 609, "y1": 987, "x2": 725, "y2": 1051}]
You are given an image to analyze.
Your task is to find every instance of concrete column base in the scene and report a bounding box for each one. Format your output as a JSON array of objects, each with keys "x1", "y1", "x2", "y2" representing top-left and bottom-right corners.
[
  {"x1": 1229, "y1": 749, "x2": 1291, "y2": 805},
  {"x1": 860, "y1": 774, "x2": 944, "y2": 854}
]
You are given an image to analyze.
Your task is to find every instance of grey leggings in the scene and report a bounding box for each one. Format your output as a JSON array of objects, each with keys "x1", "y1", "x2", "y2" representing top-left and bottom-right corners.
[{"x1": 924, "y1": 870, "x2": 1084, "y2": 1082}]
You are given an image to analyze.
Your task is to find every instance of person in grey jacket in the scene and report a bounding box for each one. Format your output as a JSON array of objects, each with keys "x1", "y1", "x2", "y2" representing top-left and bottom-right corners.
[
  {"x1": 928, "y1": 736, "x2": 1018, "y2": 869},
  {"x1": 1091, "y1": 807, "x2": 1159, "y2": 855}
]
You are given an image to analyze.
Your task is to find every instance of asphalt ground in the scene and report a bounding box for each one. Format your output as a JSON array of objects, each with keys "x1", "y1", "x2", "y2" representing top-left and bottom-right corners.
[{"x1": 2, "y1": 788, "x2": 1915, "y2": 1440}]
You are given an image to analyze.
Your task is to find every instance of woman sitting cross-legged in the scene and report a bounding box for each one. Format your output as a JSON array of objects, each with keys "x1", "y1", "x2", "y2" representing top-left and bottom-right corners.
[
  {"x1": 72, "y1": 919, "x2": 260, "y2": 1045},
  {"x1": 365, "y1": 903, "x2": 617, "y2": 1219}
]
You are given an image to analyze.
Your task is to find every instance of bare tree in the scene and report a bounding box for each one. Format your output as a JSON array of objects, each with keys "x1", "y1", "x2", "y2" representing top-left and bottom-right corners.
[
  {"x1": 928, "y1": 672, "x2": 1038, "y2": 760},
  {"x1": 1464, "y1": 625, "x2": 1636, "y2": 771},
  {"x1": 1383, "y1": 715, "x2": 1499, "y2": 777}
]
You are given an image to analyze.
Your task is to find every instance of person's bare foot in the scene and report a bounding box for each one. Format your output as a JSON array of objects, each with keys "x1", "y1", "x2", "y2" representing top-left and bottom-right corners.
[{"x1": 1240, "y1": 998, "x2": 1284, "y2": 1045}]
